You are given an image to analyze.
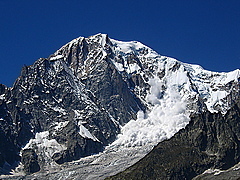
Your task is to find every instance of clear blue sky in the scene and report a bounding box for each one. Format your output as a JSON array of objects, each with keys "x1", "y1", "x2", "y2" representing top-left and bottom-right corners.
[{"x1": 0, "y1": 0, "x2": 239, "y2": 87}]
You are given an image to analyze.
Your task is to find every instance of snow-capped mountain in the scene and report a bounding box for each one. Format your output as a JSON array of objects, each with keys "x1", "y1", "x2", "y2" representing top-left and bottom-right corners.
[{"x1": 0, "y1": 33, "x2": 239, "y2": 178}]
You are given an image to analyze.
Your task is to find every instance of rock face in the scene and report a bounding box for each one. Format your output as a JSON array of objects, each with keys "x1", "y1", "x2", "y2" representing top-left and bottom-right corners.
[
  {"x1": 0, "y1": 33, "x2": 239, "y2": 176},
  {"x1": 107, "y1": 98, "x2": 240, "y2": 180},
  {"x1": 21, "y1": 149, "x2": 40, "y2": 174},
  {"x1": 0, "y1": 34, "x2": 145, "y2": 174}
]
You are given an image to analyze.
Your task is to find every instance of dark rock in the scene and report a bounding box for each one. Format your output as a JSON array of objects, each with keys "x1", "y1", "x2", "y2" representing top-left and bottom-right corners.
[{"x1": 21, "y1": 149, "x2": 40, "y2": 174}]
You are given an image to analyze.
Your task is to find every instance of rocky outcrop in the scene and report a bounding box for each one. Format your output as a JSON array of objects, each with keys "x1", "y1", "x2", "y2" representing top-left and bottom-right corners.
[
  {"x1": 0, "y1": 83, "x2": 33, "y2": 174},
  {"x1": 193, "y1": 162, "x2": 240, "y2": 180},
  {"x1": 21, "y1": 149, "x2": 40, "y2": 174},
  {"x1": 107, "y1": 98, "x2": 240, "y2": 179}
]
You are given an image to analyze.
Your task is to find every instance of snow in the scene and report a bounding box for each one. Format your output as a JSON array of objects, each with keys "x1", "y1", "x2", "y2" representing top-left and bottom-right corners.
[
  {"x1": 203, "y1": 168, "x2": 224, "y2": 176},
  {"x1": 0, "y1": 94, "x2": 5, "y2": 100},
  {"x1": 46, "y1": 34, "x2": 239, "y2": 150},
  {"x1": 2, "y1": 33, "x2": 238, "y2": 179},
  {"x1": 100, "y1": 34, "x2": 107, "y2": 47},
  {"x1": 32, "y1": 95, "x2": 39, "y2": 99},
  {"x1": 101, "y1": 50, "x2": 107, "y2": 59},
  {"x1": 126, "y1": 63, "x2": 141, "y2": 74},
  {"x1": 111, "y1": 75, "x2": 190, "y2": 147},
  {"x1": 215, "y1": 69, "x2": 240, "y2": 85},
  {"x1": 23, "y1": 131, "x2": 67, "y2": 158},
  {"x1": 50, "y1": 55, "x2": 63, "y2": 61},
  {"x1": 111, "y1": 39, "x2": 149, "y2": 54},
  {"x1": 52, "y1": 106, "x2": 67, "y2": 115},
  {"x1": 78, "y1": 124, "x2": 100, "y2": 142},
  {"x1": 186, "y1": 66, "x2": 240, "y2": 113},
  {"x1": 74, "y1": 109, "x2": 100, "y2": 142},
  {"x1": 112, "y1": 62, "x2": 124, "y2": 72},
  {"x1": 207, "y1": 90, "x2": 228, "y2": 107}
]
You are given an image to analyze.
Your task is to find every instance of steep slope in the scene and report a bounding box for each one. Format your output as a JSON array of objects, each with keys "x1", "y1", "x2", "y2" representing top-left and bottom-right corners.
[
  {"x1": 107, "y1": 98, "x2": 240, "y2": 180},
  {"x1": 0, "y1": 33, "x2": 239, "y2": 176}
]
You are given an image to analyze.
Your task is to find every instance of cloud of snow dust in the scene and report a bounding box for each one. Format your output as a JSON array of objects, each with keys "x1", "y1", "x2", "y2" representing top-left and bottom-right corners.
[{"x1": 111, "y1": 76, "x2": 190, "y2": 147}]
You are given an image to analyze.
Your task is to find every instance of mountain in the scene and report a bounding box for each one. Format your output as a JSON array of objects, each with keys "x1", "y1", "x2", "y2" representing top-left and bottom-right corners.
[{"x1": 0, "y1": 33, "x2": 239, "y2": 178}]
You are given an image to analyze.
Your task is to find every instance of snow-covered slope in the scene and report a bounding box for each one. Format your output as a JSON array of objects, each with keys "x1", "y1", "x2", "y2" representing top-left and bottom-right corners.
[{"x1": 103, "y1": 34, "x2": 240, "y2": 147}]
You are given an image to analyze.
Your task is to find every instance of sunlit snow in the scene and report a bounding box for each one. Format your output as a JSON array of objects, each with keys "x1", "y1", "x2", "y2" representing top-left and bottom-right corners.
[
  {"x1": 23, "y1": 131, "x2": 67, "y2": 158},
  {"x1": 78, "y1": 124, "x2": 100, "y2": 142},
  {"x1": 50, "y1": 54, "x2": 63, "y2": 61}
]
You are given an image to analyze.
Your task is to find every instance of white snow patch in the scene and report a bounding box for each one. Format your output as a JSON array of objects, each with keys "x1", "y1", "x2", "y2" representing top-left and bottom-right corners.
[
  {"x1": 100, "y1": 34, "x2": 107, "y2": 47},
  {"x1": 52, "y1": 106, "x2": 67, "y2": 115},
  {"x1": 102, "y1": 50, "x2": 107, "y2": 59},
  {"x1": 50, "y1": 55, "x2": 63, "y2": 61},
  {"x1": 113, "y1": 62, "x2": 125, "y2": 72},
  {"x1": 73, "y1": 109, "x2": 82, "y2": 119},
  {"x1": 111, "y1": 38, "x2": 152, "y2": 55},
  {"x1": 202, "y1": 168, "x2": 224, "y2": 176},
  {"x1": 0, "y1": 94, "x2": 5, "y2": 100},
  {"x1": 78, "y1": 123, "x2": 100, "y2": 142},
  {"x1": 32, "y1": 95, "x2": 39, "y2": 99},
  {"x1": 23, "y1": 131, "x2": 67, "y2": 158},
  {"x1": 126, "y1": 63, "x2": 141, "y2": 74}
]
